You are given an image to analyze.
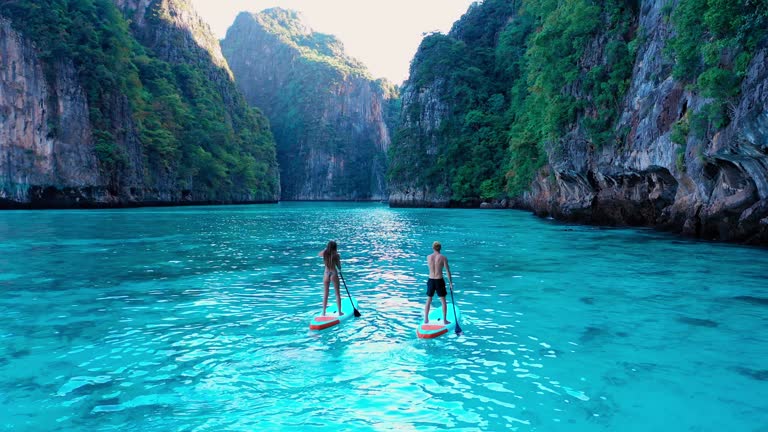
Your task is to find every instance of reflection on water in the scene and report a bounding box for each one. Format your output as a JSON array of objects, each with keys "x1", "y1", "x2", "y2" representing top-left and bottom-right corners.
[{"x1": 0, "y1": 202, "x2": 767, "y2": 431}]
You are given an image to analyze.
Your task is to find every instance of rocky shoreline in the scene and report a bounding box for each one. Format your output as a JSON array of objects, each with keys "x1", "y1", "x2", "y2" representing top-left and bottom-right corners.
[{"x1": 389, "y1": 197, "x2": 768, "y2": 246}]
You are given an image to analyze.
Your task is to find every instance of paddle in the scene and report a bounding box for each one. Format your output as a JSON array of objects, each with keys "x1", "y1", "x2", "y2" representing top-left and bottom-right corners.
[
  {"x1": 448, "y1": 282, "x2": 463, "y2": 335},
  {"x1": 337, "y1": 266, "x2": 361, "y2": 317}
]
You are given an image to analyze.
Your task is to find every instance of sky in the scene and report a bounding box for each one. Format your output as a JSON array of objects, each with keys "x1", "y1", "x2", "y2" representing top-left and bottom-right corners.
[{"x1": 189, "y1": 0, "x2": 477, "y2": 84}]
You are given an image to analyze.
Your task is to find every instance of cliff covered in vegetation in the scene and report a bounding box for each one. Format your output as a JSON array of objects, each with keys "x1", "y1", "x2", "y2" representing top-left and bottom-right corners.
[
  {"x1": 0, "y1": 0, "x2": 279, "y2": 207},
  {"x1": 390, "y1": 0, "x2": 768, "y2": 244},
  {"x1": 222, "y1": 8, "x2": 395, "y2": 201}
]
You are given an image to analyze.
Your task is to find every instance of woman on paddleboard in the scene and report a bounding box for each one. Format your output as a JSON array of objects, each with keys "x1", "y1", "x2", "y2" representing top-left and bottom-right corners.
[{"x1": 319, "y1": 240, "x2": 343, "y2": 317}]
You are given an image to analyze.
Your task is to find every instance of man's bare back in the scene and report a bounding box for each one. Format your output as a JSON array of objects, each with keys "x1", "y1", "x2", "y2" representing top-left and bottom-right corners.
[{"x1": 428, "y1": 252, "x2": 449, "y2": 279}]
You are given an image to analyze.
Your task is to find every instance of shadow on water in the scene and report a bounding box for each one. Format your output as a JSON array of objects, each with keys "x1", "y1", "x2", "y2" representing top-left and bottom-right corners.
[
  {"x1": 675, "y1": 316, "x2": 719, "y2": 328},
  {"x1": 732, "y1": 367, "x2": 768, "y2": 381},
  {"x1": 731, "y1": 295, "x2": 768, "y2": 306}
]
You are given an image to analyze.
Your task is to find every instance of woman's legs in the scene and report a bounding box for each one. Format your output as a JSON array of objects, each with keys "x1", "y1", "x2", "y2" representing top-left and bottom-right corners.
[
  {"x1": 322, "y1": 274, "x2": 330, "y2": 315},
  {"x1": 333, "y1": 275, "x2": 343, "y2": 316}
]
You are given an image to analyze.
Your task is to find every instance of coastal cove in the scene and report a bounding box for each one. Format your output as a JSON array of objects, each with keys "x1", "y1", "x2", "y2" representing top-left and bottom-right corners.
[
  {"x1": 2, "y1": 1, "x2": 767, "y2": 245},
  {"x1": 1, "y1": 202, "x2": 766, "y2": 431}
]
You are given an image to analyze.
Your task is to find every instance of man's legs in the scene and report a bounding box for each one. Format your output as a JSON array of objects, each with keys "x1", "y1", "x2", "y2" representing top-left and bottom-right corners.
[
  {"x1": 439, "y1": 296, "x2": 451, "y2": 324},
  {"x1": 424, "y1": 296, "x2": 433, "y2": 324}
]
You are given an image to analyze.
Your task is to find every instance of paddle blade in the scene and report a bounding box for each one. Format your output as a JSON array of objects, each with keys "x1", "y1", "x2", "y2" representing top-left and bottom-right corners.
[
  {"x1": 354, "y1": 308, "x2": 361, "y2": 317},
  {"x1": 455, "y1": 321, "x2": 463, "y2": 335}
]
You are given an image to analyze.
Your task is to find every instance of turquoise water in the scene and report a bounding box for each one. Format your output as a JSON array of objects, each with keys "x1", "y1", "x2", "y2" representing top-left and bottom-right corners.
[{"x1": 1, "y1": 202, "x2": 767, "y2": 431}]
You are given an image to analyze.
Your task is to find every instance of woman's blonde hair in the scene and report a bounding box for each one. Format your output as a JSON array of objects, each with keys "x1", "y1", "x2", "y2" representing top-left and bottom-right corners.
[
  {"x1": 323, "y1": 240, "x2": 339, "y2": 268},
  {"x1": 432, "y1": 241, "x2": 441, "y2": 252}
]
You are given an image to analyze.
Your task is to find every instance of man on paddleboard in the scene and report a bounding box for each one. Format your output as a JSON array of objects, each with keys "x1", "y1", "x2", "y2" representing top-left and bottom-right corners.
[
  {"x1": 319, "y1": 240, "x2": 343, "y2": 317},
  {"x1": 424, "y1": 241, "x2": 453, "y2": 324}
]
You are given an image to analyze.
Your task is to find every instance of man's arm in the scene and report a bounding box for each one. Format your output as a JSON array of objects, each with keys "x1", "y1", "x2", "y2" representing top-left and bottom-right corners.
[{"x1": 444, "y1": 256, "x2": 453, "y2": 287}]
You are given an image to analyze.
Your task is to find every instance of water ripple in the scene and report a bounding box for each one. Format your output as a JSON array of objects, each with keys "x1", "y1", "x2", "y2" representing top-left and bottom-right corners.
[{"x1": 0, "y1": 204, "x2": 766, "y2": 431}]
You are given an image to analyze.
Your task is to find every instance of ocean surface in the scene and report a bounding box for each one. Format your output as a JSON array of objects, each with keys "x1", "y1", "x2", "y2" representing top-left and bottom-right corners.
[{"x1": 0, "y1": 202, "x2": 766, "y2": 431}]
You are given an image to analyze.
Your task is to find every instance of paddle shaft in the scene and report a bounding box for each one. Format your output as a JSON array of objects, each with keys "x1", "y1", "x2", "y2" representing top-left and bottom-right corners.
[
  {"x1": 337, "y1": 266, "x2": 361, "y2": 317},
  {"x1": 448, "y1": 281, "x2": 462, "y2": 335}
]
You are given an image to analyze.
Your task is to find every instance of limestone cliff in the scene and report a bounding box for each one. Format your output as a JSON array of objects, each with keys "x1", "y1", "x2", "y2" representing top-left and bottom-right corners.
[
  {"x1": 522, "y1": 1, "x2": 768, "y2": 244},
  {"x1": 0, "y1": 18, "x2": 107, "y2": 206},
  {"x1": 390, "y1": 0, "x2": 768, "y2": 244},
  {"x1": 389, "y1": 0, "x2": 520, "y2": 208},
  {"x1": 222, "y1": 8, "x2": 394, "y2": 200},
  {"x1": 116, "y1": 0, "x2": 232, "y2": 79},
  {"x1": 0, "y1": 0, "x2": 279, "y2": 208}
]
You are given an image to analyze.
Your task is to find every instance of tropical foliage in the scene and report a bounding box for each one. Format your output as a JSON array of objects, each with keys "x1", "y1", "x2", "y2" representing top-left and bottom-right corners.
[
  {"x1": 222, "y1": 8, "x2": 395, "y2": 199},
  {"x1": 390, "y1": 0, "x2": 762, "y2": 204},
  {"x1": 667, "y1": 0, "x2": 768, "y2": 137},
  {"x1": 1, "y1": 0, "x2": 278, "y2": 199}
]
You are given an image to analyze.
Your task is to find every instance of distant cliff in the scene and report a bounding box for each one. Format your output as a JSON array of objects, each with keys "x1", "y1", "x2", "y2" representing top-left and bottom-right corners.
[
  {"x1": 222, "y1": 8, "x2": 395, "y2": 201},
  {"x1": 389, "y1": 0, "x2": 521, "y2": 208},
  {"x1": 0, "y1": 0, "x2": 279, "y2": 208},
  {"x1": 390, "y1": 0, "x2": 768, "y2": 244}
]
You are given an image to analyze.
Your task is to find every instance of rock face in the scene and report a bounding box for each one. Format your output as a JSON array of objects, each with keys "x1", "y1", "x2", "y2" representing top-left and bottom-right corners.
[
  {"x1": 521, "y1": 1, "x2": 768, "y2": 244},
  {"x1": 388, "y1": 75, "x2": 452, "y2": 207},
  {"x1": 118, "y1": 0, "x2": 232, "y2": 77},
  {"x1": 0, "y1": 0, "x2": 280, "y2": 208},
  {"x1": 388, "y1": 0, "x2": 520, "y2": 209},
  {"x1": 0, "y1": 18, "x2": 106, "y2": 206},
  {"x1": 392, "y1": 0, "x2": 768, "y2": 244},
  {"x1": 222, "y1": 8, "x2": 394, "y2": 201}
]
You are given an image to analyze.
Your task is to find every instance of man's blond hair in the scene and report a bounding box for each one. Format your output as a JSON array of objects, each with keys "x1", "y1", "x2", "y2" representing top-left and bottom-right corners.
[{"x1": 432, "y1": 241, "x2": 441, "y2": 252}]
